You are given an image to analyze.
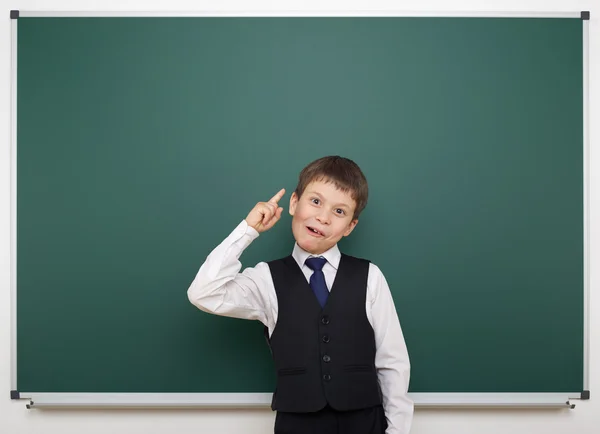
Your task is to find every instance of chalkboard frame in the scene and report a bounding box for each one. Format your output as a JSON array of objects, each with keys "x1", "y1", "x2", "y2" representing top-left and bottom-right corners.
[{"x1": 9, "y1": 10, "x2": 590, "y2": 408}]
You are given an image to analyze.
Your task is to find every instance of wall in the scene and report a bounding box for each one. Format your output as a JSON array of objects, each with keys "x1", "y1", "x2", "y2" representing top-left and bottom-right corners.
[{"x1": 1, "y1": 1, "x2": 597, "y2": 433}]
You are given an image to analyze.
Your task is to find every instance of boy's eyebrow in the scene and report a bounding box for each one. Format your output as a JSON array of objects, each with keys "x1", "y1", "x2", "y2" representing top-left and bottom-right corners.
[{"x1": 307, "y1": 190, "x2": 353, "y2": 209}]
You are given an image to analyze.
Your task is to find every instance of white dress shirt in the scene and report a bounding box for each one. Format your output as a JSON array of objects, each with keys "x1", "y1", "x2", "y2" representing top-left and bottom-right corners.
[{"x1": 187, "y1": 220, "x2": 413, "y2": 434}]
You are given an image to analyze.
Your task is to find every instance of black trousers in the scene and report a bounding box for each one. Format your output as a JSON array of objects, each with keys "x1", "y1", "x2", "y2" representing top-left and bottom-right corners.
[{"x1": 274, "y1": 405, "x2": 387, "y2": 434}]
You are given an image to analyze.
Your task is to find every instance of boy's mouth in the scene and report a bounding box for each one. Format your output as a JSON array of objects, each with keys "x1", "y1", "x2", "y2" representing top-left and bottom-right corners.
[{"x1": 306, "y1": 226, "x2": 325, "y2": 237}]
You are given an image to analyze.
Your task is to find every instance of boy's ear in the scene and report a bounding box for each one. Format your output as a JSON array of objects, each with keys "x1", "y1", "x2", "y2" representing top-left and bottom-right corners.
[
  {"x1": 343, "y1": 219, "x2": 358, "y2": 237},
  {"x1": 289, "y1": 192, "x2": 298, "y2": 216}
]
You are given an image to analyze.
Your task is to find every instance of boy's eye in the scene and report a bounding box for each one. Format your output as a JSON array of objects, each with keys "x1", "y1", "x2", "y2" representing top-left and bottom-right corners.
[
  {"x1": 335, "y1": 208, "x2": 346, "y2": 215},
  {"x1": 311, "y1": 198, "x2": 320, "y2": 205}
]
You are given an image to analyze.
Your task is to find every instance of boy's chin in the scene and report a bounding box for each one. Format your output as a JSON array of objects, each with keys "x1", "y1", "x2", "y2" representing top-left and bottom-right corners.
[{"x1": 295, "y1": 238, "x2": 330, "y2": 255}]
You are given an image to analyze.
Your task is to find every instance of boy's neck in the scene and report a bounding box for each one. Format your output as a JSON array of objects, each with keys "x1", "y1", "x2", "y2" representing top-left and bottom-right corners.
[{"x1": 292, "y1": 243, "x2": 341, "y2": 269}]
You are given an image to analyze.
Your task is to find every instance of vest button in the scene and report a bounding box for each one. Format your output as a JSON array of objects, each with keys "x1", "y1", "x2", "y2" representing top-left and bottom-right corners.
[
  {"x1": 322, "y1": 355, "x2": 331, "y2": 363},
  {"x1": 321, "y1": 315, "x2": 330, "y2": 325},
  {"x1": 323, "y1": 374, "x2": 331, "y2": 382},
  {"x1": 322, "y1": 335, "x2": 330, "y2": 343}
]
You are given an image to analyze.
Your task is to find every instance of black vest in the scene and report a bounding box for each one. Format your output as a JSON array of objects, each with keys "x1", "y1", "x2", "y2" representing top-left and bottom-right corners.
[{"x1": 266, "y1": 254, "x2": 383, "y2": 412}]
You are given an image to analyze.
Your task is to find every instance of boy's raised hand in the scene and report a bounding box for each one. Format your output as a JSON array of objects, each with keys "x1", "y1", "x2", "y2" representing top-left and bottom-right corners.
[{"x1": 245, "y1": 189, "x2": 286, "y2": 233}]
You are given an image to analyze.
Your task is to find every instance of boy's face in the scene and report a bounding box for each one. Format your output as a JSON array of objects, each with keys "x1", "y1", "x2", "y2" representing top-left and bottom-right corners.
[{"x1": 289, "y1": 179, "x2": 358, "y2": 255}]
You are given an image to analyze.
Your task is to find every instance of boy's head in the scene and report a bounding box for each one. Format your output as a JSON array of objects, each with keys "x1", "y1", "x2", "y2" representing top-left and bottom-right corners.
[{"x1": 289, "y1": 156, "x2": 368, "y2": 255}]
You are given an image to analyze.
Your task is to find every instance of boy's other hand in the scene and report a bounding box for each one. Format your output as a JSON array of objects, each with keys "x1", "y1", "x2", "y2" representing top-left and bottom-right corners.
[{"x1": 245, "y1": 189, "x2": 286, "y2": 233}]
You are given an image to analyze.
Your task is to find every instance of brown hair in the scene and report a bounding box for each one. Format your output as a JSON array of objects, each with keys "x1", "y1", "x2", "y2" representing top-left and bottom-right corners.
[{"x1": 294, "y1": 156, "x2": 369, "y2": 219}]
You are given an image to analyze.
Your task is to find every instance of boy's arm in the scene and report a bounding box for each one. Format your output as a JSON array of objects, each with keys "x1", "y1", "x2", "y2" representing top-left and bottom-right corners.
[
  {"x1": 370, "y1": 264, "x2": 414, "y2": 434},
  {"x1": 187, "y1": 219, "x2": 272, "y2": 325},
  {"x1": 187, "y1": 189, "x2": 286, "y2": 327}
]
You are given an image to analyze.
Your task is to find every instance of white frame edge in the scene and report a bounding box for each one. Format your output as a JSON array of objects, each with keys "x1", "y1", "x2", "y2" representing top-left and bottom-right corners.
[
  {"x1": 10, "y1": 15, "x2": 18, "y2": 393},
  {"x1": 16, "y1": 10, "x2": 582, "y2": 18},
  {"x1": 582, "y1": 18, "x2": 590, "y2": 394},
  {"x1": 22, "y1": 393, "x2": 575, "y2": 409}
]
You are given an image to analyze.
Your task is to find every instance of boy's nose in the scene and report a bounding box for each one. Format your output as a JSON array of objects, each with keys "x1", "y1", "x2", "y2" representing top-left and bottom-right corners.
[{"x1": 316, "y1": 212, "x2": 330, "y2": 225}]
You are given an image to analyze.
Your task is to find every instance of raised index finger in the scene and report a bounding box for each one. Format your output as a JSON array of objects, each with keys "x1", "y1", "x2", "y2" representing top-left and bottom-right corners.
[{"x1": 268, "y1": 188, "x2": 286, "y2": 205}]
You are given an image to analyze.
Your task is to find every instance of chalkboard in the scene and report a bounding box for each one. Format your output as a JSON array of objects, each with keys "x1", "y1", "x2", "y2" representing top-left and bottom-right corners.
[{"x1": 14, "y1": 15, "x2": 586, "y2": 402}]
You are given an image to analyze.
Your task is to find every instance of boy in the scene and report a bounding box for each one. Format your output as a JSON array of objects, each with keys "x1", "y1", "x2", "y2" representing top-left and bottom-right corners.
[{"x1": 188, "y1": 156, "x2": 413, "y2": 434}]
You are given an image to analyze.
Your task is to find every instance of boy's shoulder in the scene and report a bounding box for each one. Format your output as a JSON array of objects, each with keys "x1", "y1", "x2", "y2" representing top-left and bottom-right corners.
[
  {"x1": 340, "y1": 251, "x2": 370, "y2": 262},
  {"x1": 339, "y1": 252, "x2": 371, "y2": 270},
  {"x1": 339, "y1": 253, "x2": 388, "y2": 280}
]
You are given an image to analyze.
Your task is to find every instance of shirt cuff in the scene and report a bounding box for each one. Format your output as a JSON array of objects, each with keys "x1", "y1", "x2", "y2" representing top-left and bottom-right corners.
[{"x1": 240, "y1": 219, "x2": 260, "y2": 241}]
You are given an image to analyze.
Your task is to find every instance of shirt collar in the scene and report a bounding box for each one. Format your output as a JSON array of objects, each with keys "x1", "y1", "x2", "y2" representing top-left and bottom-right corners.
[{"x1": 292, "y1": 243, "x2": 341, "y2": 271}]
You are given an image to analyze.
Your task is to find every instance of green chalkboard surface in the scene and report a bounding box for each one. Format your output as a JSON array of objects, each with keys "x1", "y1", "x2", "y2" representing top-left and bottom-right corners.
[{"x1": 16, "y1": 17, "x2": 584, "y2": 396}]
